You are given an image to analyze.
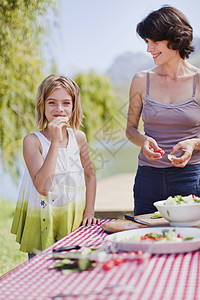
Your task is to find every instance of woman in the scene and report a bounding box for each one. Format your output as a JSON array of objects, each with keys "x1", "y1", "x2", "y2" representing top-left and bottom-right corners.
[{"x1": 126, "y1": 6, "x2": 200, "y2": 215}]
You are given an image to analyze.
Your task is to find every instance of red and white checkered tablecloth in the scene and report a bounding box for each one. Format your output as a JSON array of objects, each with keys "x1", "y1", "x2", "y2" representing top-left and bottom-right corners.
[{"x1": 0, "y1": 219, "x2": 200, "y2": 300}]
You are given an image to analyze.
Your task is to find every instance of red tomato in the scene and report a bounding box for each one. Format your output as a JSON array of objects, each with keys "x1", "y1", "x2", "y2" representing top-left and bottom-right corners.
[
  {"x1": 102, "y1": 260, "x2": 115, "y2": 270},
  {"x1": 177, "y1": 234, "x2": 183, "y2": 239},
  {"x1": 135, "y1": 250, "x2": 143, "y2": 255},
  {"x1": 113, "y1": 258, "x2": 124, "y2": 266},
  {"x1": 136, "y1": 256, "x2": 146, "y2": 263},
  {"x1": 157, "y1": 149, "x2": 164, "y2": 156}
]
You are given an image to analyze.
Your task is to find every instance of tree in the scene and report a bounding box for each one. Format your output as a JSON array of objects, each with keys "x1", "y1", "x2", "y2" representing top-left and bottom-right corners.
[
  {"x1": 74, "y1": 72, "x2": 117, "y2": 142},
  {"x1": 0, "y1": 0, "x2": 56, "y2": 180},
  {"x1": 0, "y1": 2, "x2": 118, "y2": 181}
]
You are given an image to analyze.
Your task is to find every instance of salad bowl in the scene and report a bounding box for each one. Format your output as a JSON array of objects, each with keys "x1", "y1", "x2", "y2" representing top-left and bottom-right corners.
[{"x1": 154, "y1": 195, "x2": 200, "y2": 226}]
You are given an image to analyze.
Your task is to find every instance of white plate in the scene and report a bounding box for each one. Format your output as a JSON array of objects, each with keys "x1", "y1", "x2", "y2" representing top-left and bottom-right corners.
[{"x1": 106, "y1": 227, "x2": 200, "y2": 254}]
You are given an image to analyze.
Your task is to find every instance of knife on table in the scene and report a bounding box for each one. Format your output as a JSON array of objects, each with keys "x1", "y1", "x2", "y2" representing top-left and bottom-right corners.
[
  {"x1": 52, "y1": 242, "x2": 102, "y2": 253},
  {"x1": 52, "y1": 245, "x2": 81, "y2": 252},
  {"x1": 124, "y1": 214, "x2": 151, "y2": 226}
]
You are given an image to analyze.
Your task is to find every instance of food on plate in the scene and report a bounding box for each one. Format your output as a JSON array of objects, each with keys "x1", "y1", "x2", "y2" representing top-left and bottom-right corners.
[
  {"x1": 168, "y1": 154, "x2": 176, "y2": 161},
  {"x1": 165, "y1": 194, "x2": 200, "y2": 205},
  {"x1": 112, "y1": 228, "x2": 194, "y2": 243}
]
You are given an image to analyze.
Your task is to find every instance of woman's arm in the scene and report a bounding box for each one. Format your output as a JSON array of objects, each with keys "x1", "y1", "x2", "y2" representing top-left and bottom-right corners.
[
  {"x1": 76, "y1": 130, "x2": 100, "y2": 226},
  {"x1": 126, "y1": 73, "x2": 145, "y2": 147},
  {"x1": 126, "y1": 72, "x2": 163, "y2": 160}
]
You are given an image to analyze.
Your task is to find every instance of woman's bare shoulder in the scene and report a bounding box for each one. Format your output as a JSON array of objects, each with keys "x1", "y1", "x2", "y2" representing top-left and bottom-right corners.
[
  {"x1": 130, "y1": 69, "x2": 151, "y2": 95},
  {"x1": 132, "y1": 70, "x2": 148, "y2": 81},
  {"x1": 131, "y1": 69, "x2": 154, "y2": 86},
  {"x1": 195, "y1": 68, "x2": 200, "y2": 101}
]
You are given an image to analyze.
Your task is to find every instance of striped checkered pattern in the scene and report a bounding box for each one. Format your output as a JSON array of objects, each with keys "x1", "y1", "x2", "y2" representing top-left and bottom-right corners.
[{"x1": 0, "y1": 220, "x2": 200, "y2": 300}]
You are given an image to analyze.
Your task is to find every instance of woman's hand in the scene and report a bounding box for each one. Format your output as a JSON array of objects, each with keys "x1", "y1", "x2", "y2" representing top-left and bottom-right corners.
[
  {"x1": 169, "y1": 139, "x2": 196, "y2": 167},
  {"x1": 82, "y1": 213, "x2": 100, "y2": 227},
  {"x1": 142, "y1": 136, "x2": 165, "y2": 161}
]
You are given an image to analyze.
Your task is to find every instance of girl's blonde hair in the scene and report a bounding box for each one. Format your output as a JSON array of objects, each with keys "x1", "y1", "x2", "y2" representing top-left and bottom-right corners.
[{"x1": 36, "y1": 74, "x2": 83, "y2": 130}]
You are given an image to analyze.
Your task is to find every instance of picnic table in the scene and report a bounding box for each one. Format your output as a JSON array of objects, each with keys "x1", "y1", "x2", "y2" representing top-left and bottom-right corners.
[{"x1": 0, "y1": 217, "x2": 200, "y2": 299}]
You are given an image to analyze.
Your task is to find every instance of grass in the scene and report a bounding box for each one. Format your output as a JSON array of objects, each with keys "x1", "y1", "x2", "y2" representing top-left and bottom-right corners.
[{"x1": 0, "y1": 199, "x2": 27, "y2": 277}]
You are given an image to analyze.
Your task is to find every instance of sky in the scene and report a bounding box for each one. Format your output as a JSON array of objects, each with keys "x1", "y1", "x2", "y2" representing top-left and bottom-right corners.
[{"x1": 45, "y1": 0, "x2": 200, "y2": 76}]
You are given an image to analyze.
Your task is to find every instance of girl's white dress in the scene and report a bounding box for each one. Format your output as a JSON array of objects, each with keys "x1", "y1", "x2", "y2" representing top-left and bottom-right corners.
[{"x1": 11, "y1": 129, "x2": 86, "y2": 253}]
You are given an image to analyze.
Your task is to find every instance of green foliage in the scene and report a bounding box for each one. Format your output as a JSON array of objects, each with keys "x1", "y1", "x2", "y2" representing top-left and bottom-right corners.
[
  {"x1": 0, "y1": 1, "x2": 119, "y2": 181},
  {"x1": 0, "y1": 0, "x2": 56, "y2": 180},
  {"x1": 74, "y1": 72, "x2": 117, "y2": 142}
]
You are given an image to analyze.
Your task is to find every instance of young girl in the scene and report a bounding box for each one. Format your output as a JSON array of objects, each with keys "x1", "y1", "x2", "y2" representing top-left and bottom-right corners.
[
  {"x1": 126, "y1": 6, "x2": 200, "y2": 215},
  {"x1": 11, "y1": 74, "x2": 100, "y2": 258}
]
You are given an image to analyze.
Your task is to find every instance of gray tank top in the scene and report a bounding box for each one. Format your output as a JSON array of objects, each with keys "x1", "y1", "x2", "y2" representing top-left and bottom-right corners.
[{"x1": 138, "y1": 71, "x2": 200, "y2": 167}]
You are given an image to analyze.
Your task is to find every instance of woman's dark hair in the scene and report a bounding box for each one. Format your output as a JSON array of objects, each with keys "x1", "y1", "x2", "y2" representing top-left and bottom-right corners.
[{"x1": 136, "y1": 5, "x2": 194, "y2": 59}]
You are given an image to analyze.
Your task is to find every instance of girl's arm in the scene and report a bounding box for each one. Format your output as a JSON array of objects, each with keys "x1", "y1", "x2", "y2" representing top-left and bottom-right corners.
[
  {"x1": 76, "y1": 130, "x2": 100, "y2": 226},
  {"x1": 23, "y1": 117, "x2": 67, "y2": 195},
  {"x1": 126, "y1": 72, "x2": 163, "y2": 161}
]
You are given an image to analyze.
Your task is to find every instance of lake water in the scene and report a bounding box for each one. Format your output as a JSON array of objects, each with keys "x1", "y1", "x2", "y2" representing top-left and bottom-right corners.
[{"x1": 0, "y1": 141, "x2": 140, "y2": 201}]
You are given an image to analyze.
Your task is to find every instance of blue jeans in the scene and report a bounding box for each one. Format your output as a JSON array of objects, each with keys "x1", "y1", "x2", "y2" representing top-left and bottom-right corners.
[
  {"x1": 28, "y1": 253, "x2": 36, "y2": 260},
  {"x1": 133, "y1": 164, "x2": 200, "y2": 215}
]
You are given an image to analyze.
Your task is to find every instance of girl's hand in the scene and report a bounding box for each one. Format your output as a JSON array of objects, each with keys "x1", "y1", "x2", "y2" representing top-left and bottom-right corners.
[
  {"x1": 169, "y1": 139, "x2": 195, "y2": 168},
  {"x1": 48, "y1": 117, "x2": 68, "y2": 144},
  {"x1": 82, "y1": 213, "x2": 100, "y2": 227},
  {"x1": 142, "y1": 136, "x2": 164, "y2": 161}
]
